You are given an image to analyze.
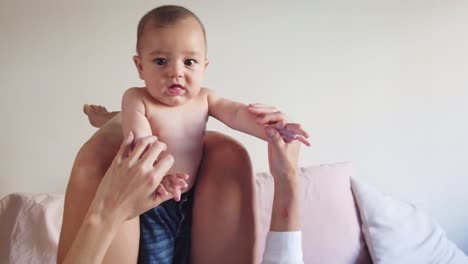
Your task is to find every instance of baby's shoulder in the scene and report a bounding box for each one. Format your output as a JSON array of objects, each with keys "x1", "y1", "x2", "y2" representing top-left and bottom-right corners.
[
  {"x1": 122, "y1": 87, "x2": 155, "y2": 104},
  {"x1": 123, "y1": 87, "x2": 147, "y2": 98},
  {"x1": 198, "y1": 87, "x2": 218, "y2": 100}
]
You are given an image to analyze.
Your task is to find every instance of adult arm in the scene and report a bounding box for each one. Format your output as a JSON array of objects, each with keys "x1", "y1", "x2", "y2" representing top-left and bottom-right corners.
[
  {"x1": 262, "y1": 124, "x2": 304, "y2": 264},
  {"x1": 62, "y1": 133, "x2": 180, "y2": 264}
]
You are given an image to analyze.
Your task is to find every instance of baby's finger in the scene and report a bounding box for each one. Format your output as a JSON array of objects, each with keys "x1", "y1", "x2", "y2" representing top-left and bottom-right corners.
[
  {"x1": 161, "y1": 176, "x2": 176, "y2": 194},
  {"x1": 274, "y1": 120, "x2": 287, "y2": 130},
  {"x1": 284, "y1": 123, "x2": 310, "y2": 138},
  {"x1": 296, "y1": 135, "x2": 311, "y2": 147},
  {"x1": 175, "y1": 173, "x2": 189, "y2": 181},
  {"x1": 256, "y1": 111, "x2": 290, "y2": 125},
  {"x1": 277, "y1": 126, "x2": 297, "y2": 139},
  {"x1": 248, "y1": 103, "x2": 269, "y2": 107},
  {"x1": 279, "y1": 132, "x2": 297, "y2": 143},
  {"x1": 166, "y1": 173, "x2": 188, "y2": 189},
  {"x1": 172, "y1": 186, "x2": 182, "y2": 202},
  {"x1": 277, "y1": 128, "x2": 311, "y2": 146},
  {"x1": 248, "y1": 104, "x2": 279, "y2": 114},
  {"x1": 171, "y1": 177, "x2": 188, "y2": 190},
  {"x1": 155, "y1": 184, "x2": 168, "y2": 197}
]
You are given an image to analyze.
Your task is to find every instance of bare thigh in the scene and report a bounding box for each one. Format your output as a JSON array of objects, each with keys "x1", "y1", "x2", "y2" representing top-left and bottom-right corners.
[
  {"x1": 192, "y1": 131, "x2": 259, "y2": 264},
  {"x1": 57, "y1": 114, "x2": 140, "y2": 264}
]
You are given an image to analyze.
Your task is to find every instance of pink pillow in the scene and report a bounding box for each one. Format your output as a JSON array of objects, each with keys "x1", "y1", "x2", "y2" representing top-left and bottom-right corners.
[
  {"x1": 255, "y1": 162, "x2": 371, "y2": 264},
  {"x1": 0, "y1": 193, "x2": 63, "y2": 264}
]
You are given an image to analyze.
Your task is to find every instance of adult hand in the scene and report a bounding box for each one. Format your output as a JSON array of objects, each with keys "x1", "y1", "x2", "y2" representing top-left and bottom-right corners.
[
  {"x1": 89, "y1": 132, "x2": 183, "y2": 223},
  {"x1": 264, "y1": 125, "x2": 301, "y2": 181},
  {"x1": 247, "y1": 103, "x2": 310, "y2": 146}
]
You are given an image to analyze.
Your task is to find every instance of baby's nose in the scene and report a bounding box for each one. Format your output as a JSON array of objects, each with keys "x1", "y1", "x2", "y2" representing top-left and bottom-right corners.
[{"x1": 169, "y1": 63, "x2": 184, "y2": 78}]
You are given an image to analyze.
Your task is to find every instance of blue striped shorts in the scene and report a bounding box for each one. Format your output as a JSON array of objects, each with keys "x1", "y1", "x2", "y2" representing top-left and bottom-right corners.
[{"x1": 138, "y1": 189, "x2": 193, "y2": 264}]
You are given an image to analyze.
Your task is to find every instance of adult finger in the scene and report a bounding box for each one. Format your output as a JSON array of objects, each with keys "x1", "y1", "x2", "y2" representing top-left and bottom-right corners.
[
  {"x1": 116, "y1": 132, "x2": 134, "y2": 164},
  {"x1": 141, "y1": 141, "x2": 167, "y2": 167},
  {"x1": 149, "y1": 153, "x2": 175, "y2": 186},
  {"x1": 127, "y1": 136, "x2": 157, "y2": 164},
  {"x1": 265, "y1": 126, "x2": 284, "y2": 148}
]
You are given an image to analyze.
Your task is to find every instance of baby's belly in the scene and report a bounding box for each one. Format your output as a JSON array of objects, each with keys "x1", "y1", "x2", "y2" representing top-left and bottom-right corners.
[{"x1": 164, "y1": 140, "x2": 204, "y2": 192}]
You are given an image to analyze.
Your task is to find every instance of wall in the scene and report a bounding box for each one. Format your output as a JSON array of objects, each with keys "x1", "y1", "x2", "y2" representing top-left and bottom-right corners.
[{"x1": 1, "y1": 0, "x2": 467, "y2": 252}]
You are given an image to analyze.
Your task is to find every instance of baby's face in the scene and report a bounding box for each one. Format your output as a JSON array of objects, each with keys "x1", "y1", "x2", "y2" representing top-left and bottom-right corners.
[{"x1": 134, "y1": 17, "x2": 208, "y2": 107}]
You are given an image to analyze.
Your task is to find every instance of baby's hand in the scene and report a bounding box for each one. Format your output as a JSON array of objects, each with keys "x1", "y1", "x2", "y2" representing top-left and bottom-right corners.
[
  {"x1": 155, "y1": 173, "x2": 189, "y2": 202},
  {"x1": 247, "y1": 103, "x2": 311, "y2": 146},
  {"x1": 275, "y1": 123, "x2": 311, "y2": 147}
]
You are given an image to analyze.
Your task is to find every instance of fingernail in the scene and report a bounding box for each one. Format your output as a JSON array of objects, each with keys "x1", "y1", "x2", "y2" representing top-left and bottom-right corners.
[{"x1": 267, "y1": 128, "x2": 275, "y2": 137}]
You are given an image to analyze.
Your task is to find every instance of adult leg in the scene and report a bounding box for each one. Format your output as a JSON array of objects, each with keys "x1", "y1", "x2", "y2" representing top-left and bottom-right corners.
[
  {"x1": 57, "y1": 114, "x2": 140, "y2": 264},
  {"x1": 192, "y1": 131, "x2": 259, "y2": 264},
  {"x1": 69, "y1": 105, "x2": 259, "y2": 263}
]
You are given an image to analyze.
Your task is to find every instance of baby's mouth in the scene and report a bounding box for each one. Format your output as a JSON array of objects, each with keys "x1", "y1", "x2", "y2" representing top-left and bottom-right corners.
[{"x1": 167, "y1": 84, "x2": 185, "y2": 96}]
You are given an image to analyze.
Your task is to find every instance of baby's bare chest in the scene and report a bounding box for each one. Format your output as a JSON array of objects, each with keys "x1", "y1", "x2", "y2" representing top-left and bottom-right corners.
[{"x1": 145, "y1": 101, "x2": 209, "y2": 154}]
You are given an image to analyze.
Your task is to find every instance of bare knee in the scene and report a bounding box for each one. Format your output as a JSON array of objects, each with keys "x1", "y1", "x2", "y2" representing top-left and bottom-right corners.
[
  {"x1": 197, "y1": 131, "x2": 257, "y2": 212},
  {"x1": 200, "y1": 131, "x2": 253, "y2": 186},
  {"x1": 73, "y1": 129, "x2": 122, "y2": 179}
]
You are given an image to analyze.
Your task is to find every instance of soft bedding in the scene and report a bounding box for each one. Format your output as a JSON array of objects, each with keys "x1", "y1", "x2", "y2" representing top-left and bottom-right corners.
[{"x1": 1, "y1": 162, "x2": 466, "y2": 264}]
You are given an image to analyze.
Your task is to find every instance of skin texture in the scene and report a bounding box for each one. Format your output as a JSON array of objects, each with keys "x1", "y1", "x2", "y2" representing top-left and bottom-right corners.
[
  {"x1": 60, "y1": 110, "x2": 303, "y2": 264},
  {"x1": 118, "y1": 15, "x2": 310, "y2": 263},
  {"x1": 59, "y1": 12, "x2": 309, "y2": 264},
  {"x1": 57, "y1": 113, "x2": 261, "y2": 263}
]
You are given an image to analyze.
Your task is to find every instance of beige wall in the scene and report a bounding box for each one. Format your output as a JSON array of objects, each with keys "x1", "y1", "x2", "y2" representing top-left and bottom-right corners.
[{"x1": 1, "y1": 0, "x2": 467, "y2": 252}]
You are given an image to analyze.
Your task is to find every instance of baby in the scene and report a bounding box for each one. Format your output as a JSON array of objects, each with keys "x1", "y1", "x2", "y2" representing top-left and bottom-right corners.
[
  {"x1": 123, "y1": 5, "x2": 309, "y2": 200},
  {"x1": 87, "y1": 5, "x2": 310, "y2": 263}
]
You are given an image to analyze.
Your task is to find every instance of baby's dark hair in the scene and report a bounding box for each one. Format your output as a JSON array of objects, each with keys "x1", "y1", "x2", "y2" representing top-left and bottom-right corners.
[{"x1": 136, "y1": 5, "x2": 206, "y2": 54}]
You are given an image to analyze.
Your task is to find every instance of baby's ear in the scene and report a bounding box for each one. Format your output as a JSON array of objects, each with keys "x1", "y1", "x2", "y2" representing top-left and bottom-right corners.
[
  {"x1": 133, "y1": 55, "x2": 144, "y2": 80},
  {"x1": 204, "y1": 58, "x2": 210, "y2": 69}
]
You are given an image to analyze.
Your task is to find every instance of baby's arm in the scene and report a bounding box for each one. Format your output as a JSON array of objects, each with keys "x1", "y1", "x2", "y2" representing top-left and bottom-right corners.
[
  {"x1": 206, "y1": 88, "x2": 310, "y2": 145},
  {"x1": 121, "y1": 88, "x2": 153, "y2": 144}
]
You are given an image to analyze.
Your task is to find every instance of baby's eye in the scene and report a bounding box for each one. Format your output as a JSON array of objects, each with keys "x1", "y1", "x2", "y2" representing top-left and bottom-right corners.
[
  {"x1": 184, "y1": 59, "x2": 197, "y2": 66},
  {"x1": 153, "y1": 58, "x2": 167, "y2": 65}
]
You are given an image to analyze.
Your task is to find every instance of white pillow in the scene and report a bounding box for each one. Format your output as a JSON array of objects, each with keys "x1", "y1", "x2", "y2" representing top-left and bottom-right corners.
[{"x1": 351, "y1": 178, "x2": 468, "y2": 264}]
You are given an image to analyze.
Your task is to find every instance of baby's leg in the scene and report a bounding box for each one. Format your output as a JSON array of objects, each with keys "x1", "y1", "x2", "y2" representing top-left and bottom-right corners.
[
  {"x1": 192, "y1": 131, "x2": 259, "y2": 264},
  {"x1": 83, "y1": 104, "x2": 119, "y2": 128},
  {"x1": 57, "y1": 114, "x2": 140, "y2": 263}
]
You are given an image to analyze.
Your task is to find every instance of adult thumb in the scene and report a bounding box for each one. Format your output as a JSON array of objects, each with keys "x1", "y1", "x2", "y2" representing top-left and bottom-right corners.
[{"x1": 265, "y1": 126, "x2": 282, "y2": 145}]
